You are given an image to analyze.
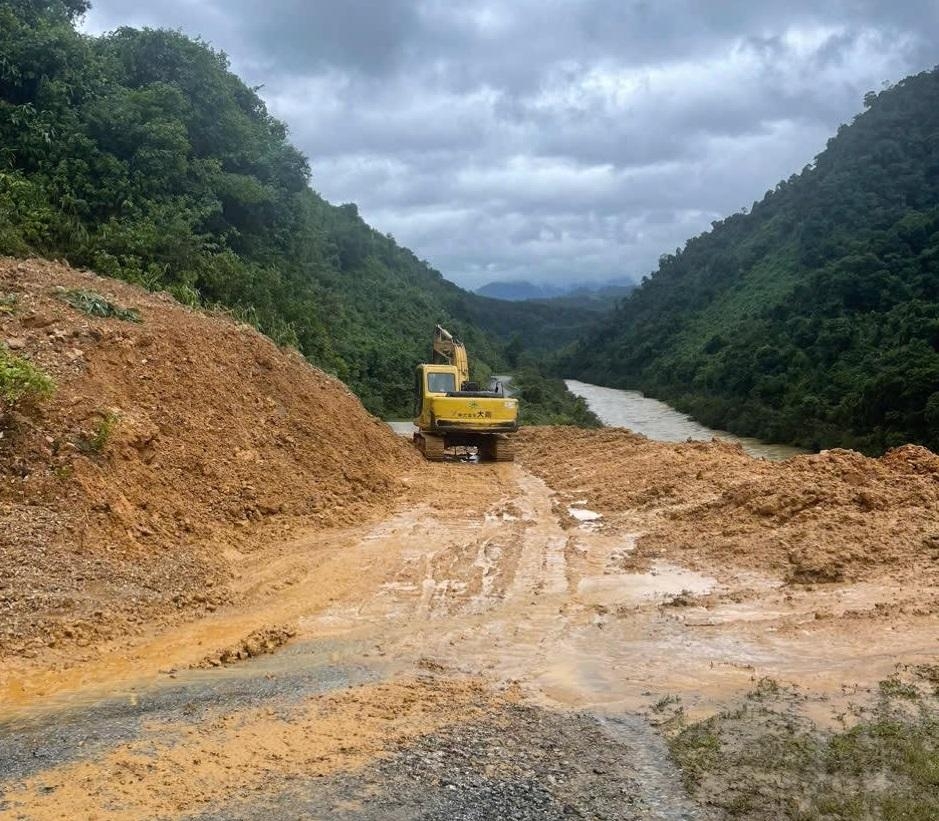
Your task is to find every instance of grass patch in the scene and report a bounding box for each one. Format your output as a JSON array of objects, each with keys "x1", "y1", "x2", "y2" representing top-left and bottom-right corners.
[
  {"x1": 76, "y1": 411, "x2": 118, "y2": 455},
  {"x1": 0, "y1": 345, "x2": 54, "y2": 412},
  {"x1": 665, "y1": 672, "x2": 939, "y2": 819},
  {"x1": 0, "y1": 293, "x2": 16, "y2": 314},
  {"x1": 59, "y1": 289, "x2": 141, "y2": 323},
  {"x1": 878, "y1": 675, "x2": 921, "y2": 700},
  {"x1": 669, "y1": 718, "x2": 723, "y2": 787}
]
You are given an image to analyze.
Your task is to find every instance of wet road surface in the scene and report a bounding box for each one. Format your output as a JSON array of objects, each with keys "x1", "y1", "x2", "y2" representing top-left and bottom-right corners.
[{"x1": 2, "y1": 459, "x2": 930, "y2": 819}]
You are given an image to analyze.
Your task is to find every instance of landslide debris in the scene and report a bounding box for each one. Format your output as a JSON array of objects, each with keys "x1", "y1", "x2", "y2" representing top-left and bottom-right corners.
[
  {"x1": 0, "y1": 258, "x2": 418, "y2": 660},
  {"x1": 194, "y1": 625, "x2": 297, "y2": 669},
  {"x1": 516, "y1": 427, "x2": 939, "y2": 584}
]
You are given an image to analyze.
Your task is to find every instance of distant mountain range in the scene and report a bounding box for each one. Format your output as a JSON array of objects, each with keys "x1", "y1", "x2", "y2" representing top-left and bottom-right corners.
[{"x1": 475, "y1": 278, "x2": 636, "y2": 303}]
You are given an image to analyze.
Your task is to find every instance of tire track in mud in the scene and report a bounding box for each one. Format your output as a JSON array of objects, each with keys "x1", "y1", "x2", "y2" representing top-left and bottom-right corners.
[
  {"x1": 0, "y1": 463, "x2": 709, "y2": 820},
  {"x1": 5, "y1": 454, "x2": 932, "y2": 819},
  {"x1": 291, "y1": 467, "x2": 708, "y2": 818}
]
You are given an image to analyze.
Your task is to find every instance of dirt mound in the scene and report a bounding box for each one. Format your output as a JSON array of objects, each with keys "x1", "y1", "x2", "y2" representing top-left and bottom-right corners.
[
  {"x1": 0, "y1": 258, "x2": 418, "y2": 659},
  {"x1": 516, "y1": 427, "x2": 939, "y2": 583}
]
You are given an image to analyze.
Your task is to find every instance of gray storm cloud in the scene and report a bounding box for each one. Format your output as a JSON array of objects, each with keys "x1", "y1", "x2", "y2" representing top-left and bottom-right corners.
[{"x1": 82, "y1": 1, "x2": 939, "y2": 288}]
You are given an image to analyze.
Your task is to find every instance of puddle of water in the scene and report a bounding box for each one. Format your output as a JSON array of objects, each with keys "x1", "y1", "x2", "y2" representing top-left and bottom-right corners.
[
  {"x1": 577, "y1": 562, "x2": 716, "y2": 606},
  {"x1": 679, "y1": 604, "x2": 794, "y2": 626},
  {"x1": 568, "y1": 507, "x2": 602, "y2": 522}
]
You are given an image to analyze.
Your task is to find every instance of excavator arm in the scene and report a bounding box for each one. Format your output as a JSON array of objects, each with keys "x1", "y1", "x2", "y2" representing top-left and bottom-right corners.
[{"x1": 432, "y1": 324, "x2": 470, "y2": 388}]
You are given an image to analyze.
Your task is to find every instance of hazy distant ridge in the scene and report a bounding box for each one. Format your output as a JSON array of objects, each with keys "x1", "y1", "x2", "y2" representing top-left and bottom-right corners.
[{"x1": 476, "y1": 278, "x2": 635, "y2": 303}]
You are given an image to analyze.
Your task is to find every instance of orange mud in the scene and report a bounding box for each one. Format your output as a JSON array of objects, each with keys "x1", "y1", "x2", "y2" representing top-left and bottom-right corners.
[
  {"x1": 2, "y1": 261, "x2": 938, "y2": 818},
  {"x1": 516, "y1": 426, "x2": 939, "y2": 585},
  {"x1": 3, "y1": 450, "x2": 936, "y2": 819},
  {"x1": 3, "y1": 455, "x2": 935, "y2": 725},
  {"x1": 4, "y1": 676, "x2": 499, "y2": 820}
]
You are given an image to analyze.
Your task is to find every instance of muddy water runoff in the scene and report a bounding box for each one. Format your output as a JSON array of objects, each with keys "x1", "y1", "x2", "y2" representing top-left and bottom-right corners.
[
  {"x1": 566, "y1": 379, "x2": 806, "y2": 460},
  {"x1": 3, "y1": 448, "x2": 932, "y2": 817}
]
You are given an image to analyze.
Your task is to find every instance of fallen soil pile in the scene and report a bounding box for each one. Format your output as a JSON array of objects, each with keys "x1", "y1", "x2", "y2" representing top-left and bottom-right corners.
[
  {"x1": 0, "y1": 258, "x2": 418, "y2": 660},
  {"x1": 516, "y1": 427, "x2": 939, "y2": 584}
]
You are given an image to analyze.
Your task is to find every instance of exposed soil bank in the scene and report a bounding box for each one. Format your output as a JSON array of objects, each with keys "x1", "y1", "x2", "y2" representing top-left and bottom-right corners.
[
  {"x1": 1, "y1": 258, "x2": 417, "y2": 662},
  {"x1": 516, "y1": 426, "x2": 939, "y2": 586}
]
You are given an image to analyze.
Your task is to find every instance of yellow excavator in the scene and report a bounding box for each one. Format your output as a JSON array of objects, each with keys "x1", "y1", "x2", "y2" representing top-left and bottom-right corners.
[{"x1": 413, "y1": 325, "x2": 518, "y2": 461}]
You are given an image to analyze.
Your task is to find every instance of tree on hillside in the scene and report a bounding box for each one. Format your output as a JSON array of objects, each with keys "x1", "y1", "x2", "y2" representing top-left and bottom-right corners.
[{"x1": 568, "y1": 67, "x2": 939, "y2": 454}]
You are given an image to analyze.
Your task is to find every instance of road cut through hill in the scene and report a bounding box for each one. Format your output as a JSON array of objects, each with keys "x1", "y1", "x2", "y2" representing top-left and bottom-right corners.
[
  {"x1": 2, "y1": 260, "x2": 938, "y2": 818},
  {"x1": 3, "y1": 446, "x2": 938, "y2": 818}
]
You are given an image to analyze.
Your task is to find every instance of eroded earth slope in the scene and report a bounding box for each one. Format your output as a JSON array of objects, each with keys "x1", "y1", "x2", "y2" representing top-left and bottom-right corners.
[
  {"x1": 0, "y1": 258, "x2": 417, "y2": 661},
  {"x1": 2, "y1": 261, "x2": 938, "y2": 819}
]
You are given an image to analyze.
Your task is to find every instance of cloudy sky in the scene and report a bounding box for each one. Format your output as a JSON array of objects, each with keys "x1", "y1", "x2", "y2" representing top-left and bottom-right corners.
[{"x1": 82, "y1": 1, "x2": 939, "y2": 290}]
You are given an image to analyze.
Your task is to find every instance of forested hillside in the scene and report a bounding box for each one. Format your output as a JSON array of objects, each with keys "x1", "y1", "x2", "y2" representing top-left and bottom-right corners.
[
  {"x1": 0, "y1": 0, "x2": 583, "y2": 416},
  {"x1": 568, "y1": 68, "x2": 939, "y2": 454}
]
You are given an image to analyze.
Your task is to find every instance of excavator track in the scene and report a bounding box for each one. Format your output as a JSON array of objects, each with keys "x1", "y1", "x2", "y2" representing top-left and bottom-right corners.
[
  {"x1": 415, "y1": 433, "x2": 446, "y2": 461},
  {"x1": 492, "y1": 434, "x2": 515, "y2": 462},
  {"x1": 479, "y1": 434, "x2": 515, "y2": 462}
]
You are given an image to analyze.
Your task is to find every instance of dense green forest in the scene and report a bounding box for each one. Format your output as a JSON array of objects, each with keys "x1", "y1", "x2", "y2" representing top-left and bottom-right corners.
[
  {"x1": 568, "y1": 68, "x2": 939, "y2": 454},
  {"x1": 0, "y1": 0, "x2": 590, "y2": 417}
]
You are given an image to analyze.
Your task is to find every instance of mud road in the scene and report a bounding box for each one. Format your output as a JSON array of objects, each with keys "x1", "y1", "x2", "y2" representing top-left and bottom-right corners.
[{"x1": 2, "y1": 445, "x2": 937, "y2": 819}]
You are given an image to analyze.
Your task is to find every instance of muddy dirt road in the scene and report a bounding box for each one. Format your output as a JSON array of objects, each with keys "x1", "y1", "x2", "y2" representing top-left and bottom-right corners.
[{"x1": 3, "y1": 433, "x2": 937, "y2": 819}]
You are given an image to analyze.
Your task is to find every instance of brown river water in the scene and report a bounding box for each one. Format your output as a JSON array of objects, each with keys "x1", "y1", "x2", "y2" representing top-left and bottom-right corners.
[{"x1": 565, "y1": 379, "x2": 807, "y2": 461}]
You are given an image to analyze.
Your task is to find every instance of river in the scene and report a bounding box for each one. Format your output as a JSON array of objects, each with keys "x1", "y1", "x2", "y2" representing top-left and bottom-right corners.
[{"x1": 565, "y1": 379, "x2": 806, "y2": 461}]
